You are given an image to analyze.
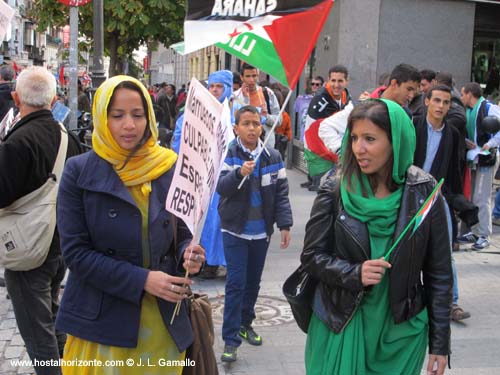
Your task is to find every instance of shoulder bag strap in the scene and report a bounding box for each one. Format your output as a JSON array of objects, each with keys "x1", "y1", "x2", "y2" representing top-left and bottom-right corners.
[{"x1": 52, "y1": 123, "x2": 68, "y2": 181}]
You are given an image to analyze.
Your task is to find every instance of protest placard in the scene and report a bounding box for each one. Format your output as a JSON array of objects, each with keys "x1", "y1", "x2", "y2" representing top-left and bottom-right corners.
[
  {"x1": 0, "y1": 2, "x2": 15, "y2": 43},
  {"x1": 165, "y1": 78, "x2": 232, "y2": 241}
]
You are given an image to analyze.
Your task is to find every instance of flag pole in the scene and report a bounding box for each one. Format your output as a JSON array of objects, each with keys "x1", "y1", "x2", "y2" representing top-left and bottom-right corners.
[
  {"x1": 383, "y1": 178, "x2": 444, "y2": 261},
  {"x1": 170, "y1": 191, "x2": 211, "y2": 324},
  {"x1": 237, "y1": 89, "x2": 293, "y2": 189}
]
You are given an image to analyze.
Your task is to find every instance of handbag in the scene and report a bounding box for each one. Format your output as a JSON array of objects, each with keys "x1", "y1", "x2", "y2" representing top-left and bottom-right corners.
[
  {"x1": 0, "y1": 123, "x2": 68, "y2": 271},
  {"x1": 283, "y1": 175, "x2": 340, "y2": 334},
  {"x1": 282, "y1": 265, "x2": 318, "y2": 334},
  {"x1": 171, "y1": 217, "x2": 218, "y2": 375},
  {"x1": 183, "y1": 290, "x2": 218, "y2": 375}
]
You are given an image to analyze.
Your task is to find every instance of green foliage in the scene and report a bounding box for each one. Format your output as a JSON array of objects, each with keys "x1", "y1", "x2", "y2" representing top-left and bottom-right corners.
[{"x1": 32, "y1": 0, "x2": 185, "y2": 75}]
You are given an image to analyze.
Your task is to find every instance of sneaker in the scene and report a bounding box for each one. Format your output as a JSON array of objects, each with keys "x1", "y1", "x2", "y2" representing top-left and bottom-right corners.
[
  {"x1": 239, "y1": 325, "x2": 262, "y2": 346},
  {"x1": 307, "y1": 185, "x2": 319, "y2": 192},
  {"x1": 472, "y1": 236, "x2": 489, "y2": 250},
  {"x1": 300, "y1": 181, "x2": 312, "y2": 188},
  {"x1": 493, "y1": 217, "x2": 500, "y2": 226},
  {"x1": 451, "y1": 304, "x2": 471, "y2": 322},
  {"x1": 216, "y1": 266, "x2": 227, "y2": 279},
  {"x1": 221, "y1": 345, "x2": 237, "y2": 362},
  {"x1": 456, "y1": 232, "x2": 478, "y2": 244}
]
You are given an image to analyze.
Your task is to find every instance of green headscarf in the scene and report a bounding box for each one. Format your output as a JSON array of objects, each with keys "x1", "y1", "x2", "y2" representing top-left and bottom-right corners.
[{"x1": 340, "y1": 99, "x2": 416, "y2": 239}]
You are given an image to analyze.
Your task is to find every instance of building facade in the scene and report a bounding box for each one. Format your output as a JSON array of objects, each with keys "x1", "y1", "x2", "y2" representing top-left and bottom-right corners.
[
  {"x1": 286, "y1": 0, "x2": 500, "y2": 171},
  {"x1": 312, "y1": 0, "x2": 500, "y2": 99}
]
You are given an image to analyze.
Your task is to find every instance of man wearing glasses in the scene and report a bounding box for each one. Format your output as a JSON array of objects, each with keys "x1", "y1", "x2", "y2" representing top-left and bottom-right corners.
[{"x1": 310, "y1": 77, "x2": 324, "y2": 94}]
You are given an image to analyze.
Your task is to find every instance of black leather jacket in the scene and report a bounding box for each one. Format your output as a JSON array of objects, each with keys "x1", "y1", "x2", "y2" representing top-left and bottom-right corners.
[{"x1": 301, "y1": 166, "x2": 452, "y2": 355}]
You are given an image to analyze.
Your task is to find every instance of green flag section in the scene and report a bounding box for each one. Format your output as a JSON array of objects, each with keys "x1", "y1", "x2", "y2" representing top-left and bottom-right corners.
[
  {"x1": 215, "y1": 29, "x2": 288, "y2": 86},
  {"x1": 303, "y1": 148, "x2": 334, "y2": 177},
  {"x1": 183, "y1": 0, "x2": 334, "y2": 88}
]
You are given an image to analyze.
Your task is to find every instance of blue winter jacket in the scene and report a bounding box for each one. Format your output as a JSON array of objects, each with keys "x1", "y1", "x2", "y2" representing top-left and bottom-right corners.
[
  {"x1": 55, "y1": 151, "x2": 193, "y2": 352},
  {"x1": 217, "y1": 140, "x2": 293, "y2": 235}
]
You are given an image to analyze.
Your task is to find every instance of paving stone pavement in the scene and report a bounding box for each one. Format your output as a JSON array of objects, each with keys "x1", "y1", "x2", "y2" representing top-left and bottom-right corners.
[{"x1": 1, "y1": 168, "x2": 500, "y2": 374}]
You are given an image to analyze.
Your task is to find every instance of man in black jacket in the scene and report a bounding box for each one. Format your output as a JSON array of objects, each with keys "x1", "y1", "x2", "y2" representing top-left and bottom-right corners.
[
  {"x1": 413, "y1": 84, "x2": 471, "y2": 322},
  {"x1": 0, "y1": 65, "x2": 15, "y2": 121},
  {"x1": 0, "y1": 66, "x2": 81, "y2": 375},
  {"x1": 304, "y1": 65, "x2": 351, "y2": 191},
  {"x1": 156, "y1": 82, "x2": 177, "y2": 130}
]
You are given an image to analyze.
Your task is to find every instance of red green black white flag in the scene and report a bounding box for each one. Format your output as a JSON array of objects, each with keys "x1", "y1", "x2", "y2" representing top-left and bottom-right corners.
[
  {"x1": 383, "y1": 178, "x2": 444, "y2": 261},
  {"x1": 182, "y1": 0, "x2": 334, "y2": 88},
  {"x1": 412, "y1": 178, "x2": 444, "y2": 234}
]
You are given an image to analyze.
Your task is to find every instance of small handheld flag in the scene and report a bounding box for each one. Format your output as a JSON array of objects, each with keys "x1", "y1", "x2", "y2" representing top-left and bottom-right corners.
[{"x1": 384, "y1": 178, "x2": 444, "y2": 261}]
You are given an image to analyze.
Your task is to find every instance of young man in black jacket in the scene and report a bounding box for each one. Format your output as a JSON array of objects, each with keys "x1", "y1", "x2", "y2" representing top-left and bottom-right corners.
[
  {"x1": 413, "y1": 84, "x2": 471, "y2": 322},
  {"x1": 0, "y1": 66, "x2": 82, "y2": 375}
]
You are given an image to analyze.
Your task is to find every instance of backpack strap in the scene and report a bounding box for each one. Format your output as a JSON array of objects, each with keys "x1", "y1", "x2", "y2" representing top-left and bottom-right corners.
[
  {"x1": 52, "y1": 123, "x2": 68, "y2": 181},
  {"x1": 263, "y1": 88, "x2": 272, "y2": 115}
]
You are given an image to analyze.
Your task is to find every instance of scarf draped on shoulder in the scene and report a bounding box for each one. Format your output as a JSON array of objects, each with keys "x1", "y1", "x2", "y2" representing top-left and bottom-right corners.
[{"x1": 92, "y1": 75, "x2": 177, "y2": 197}]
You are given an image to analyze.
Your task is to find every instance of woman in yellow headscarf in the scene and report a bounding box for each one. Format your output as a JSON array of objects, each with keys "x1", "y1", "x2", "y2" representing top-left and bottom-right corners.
[{"x1": 56, "y1": 76, "x2": 205, "y2": 374}]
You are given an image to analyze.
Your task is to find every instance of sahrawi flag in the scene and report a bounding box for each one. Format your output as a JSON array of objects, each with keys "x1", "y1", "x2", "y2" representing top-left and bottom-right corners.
[
  {"x1": 183, "y1": 0, "x2": 334, "y2": 88},
  {"x1": 383, "y1": 178, "x2": 444, "y2": 261},
  {"x1": 412, "y1": 178, "x2": 444, "y2": 234}
]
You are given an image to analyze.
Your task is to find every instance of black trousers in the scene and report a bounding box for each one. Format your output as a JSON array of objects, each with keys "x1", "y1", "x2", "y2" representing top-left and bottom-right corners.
[{"x1": 5, "y1": 246, "x2": 66, "y2": 375}]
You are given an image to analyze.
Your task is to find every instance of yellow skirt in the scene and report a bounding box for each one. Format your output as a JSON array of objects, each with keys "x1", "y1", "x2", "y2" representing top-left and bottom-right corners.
[{"x1": 62, "y1": 293, "x2": 185, "y2": 375}]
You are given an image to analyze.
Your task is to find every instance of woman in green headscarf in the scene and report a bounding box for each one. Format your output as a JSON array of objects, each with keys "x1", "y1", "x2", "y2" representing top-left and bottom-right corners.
[{"x1": 301, "y1": 99, "x2": 452, "y2": 375}]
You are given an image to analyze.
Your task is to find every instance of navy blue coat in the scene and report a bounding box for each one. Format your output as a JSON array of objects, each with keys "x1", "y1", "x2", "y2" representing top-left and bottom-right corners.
[
  {"x1": 56, "y1": 151, "x2": 193, "y2": 352},
  {"x1": 217, "y1": 141, "x2": 293, "y2": 235}
]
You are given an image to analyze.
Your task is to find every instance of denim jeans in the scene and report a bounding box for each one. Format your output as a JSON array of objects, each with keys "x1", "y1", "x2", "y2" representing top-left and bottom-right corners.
[
  {"x1": 222, "y1": 233, "x2": 269, "y2": 347},
  {"x1": 4, "y1": 247, "x2": 66, "y2": 375},
  {"x1": 493, "y1": 188, "x2": 500, "y2": 219},
  {"x1": 444, "y1": 198, "x2": 459, "y2": 304}
]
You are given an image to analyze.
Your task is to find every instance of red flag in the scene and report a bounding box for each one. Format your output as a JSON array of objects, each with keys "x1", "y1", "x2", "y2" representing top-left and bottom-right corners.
[
  {"x1": 59, "y1": 66, "x2": 65, "y2": 86},
  {"x1": 12, "y1": 62, "x2": 19, "y2": 73}
]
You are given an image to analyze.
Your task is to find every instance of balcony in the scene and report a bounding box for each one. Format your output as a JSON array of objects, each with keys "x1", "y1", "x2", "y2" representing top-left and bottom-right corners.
[{"x1": 25, "y1": 46, "x2": 45, "y2": 65}]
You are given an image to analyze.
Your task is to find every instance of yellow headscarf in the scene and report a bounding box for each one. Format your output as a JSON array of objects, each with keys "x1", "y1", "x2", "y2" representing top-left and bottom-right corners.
[{"x1": 92, "y1": 75, "x2": 177, "y2": 197}]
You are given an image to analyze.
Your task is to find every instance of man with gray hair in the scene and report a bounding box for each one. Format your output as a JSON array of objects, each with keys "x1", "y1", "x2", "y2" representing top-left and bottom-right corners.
[
  {"x1": 0, "y1": 66, "x2": 81, "y2": 375},
  {"x1": 0, "y1": 65, "x2": 15, "y2": 120}
]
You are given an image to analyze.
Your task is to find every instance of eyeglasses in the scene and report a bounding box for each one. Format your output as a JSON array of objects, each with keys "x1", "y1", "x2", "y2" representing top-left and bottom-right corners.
[{"x1": 311, "y1": 82, "x2": 321, "y2": 87}]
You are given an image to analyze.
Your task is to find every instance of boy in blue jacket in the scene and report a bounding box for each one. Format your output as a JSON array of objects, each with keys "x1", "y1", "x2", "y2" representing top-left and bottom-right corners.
[{"x1": 217, "y1": 105, "x2": 293, "y2": 362}]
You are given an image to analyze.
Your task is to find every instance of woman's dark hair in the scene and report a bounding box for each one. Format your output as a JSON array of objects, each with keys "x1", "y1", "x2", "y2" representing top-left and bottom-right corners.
[
  {"x1": 342, "y1": 100, "x2": 396, "y2": 195},
  {"x1": 108, "y1": 80, "x2": 151, "y2": 169}
]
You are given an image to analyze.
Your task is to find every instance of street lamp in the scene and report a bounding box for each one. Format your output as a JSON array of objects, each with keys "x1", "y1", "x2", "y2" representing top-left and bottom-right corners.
[{"x1": 90, "y1": 0, "x2": 106, "y2": 89}]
